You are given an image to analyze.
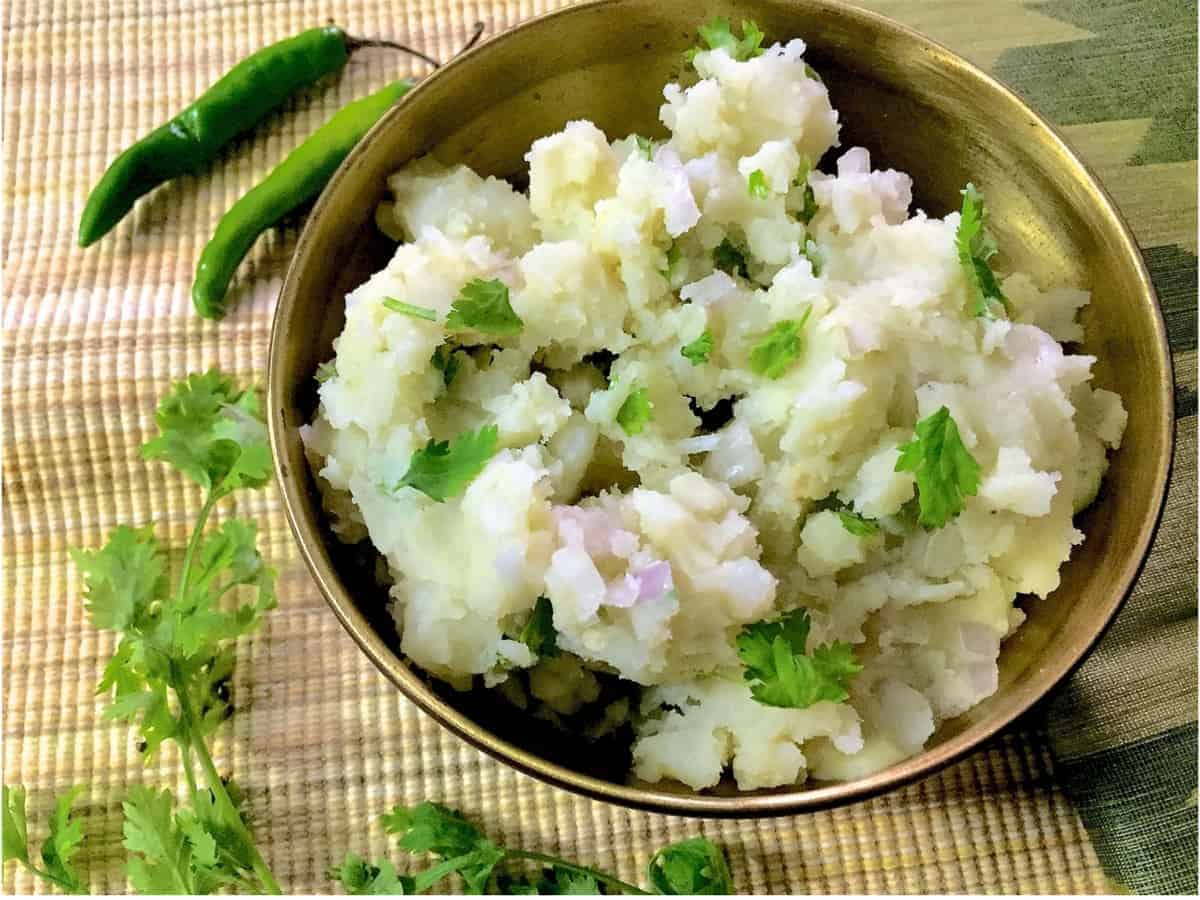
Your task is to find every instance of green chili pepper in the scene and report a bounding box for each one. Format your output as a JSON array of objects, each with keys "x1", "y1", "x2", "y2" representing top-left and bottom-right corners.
[
  {"x1": 191, "y1": 79, "x2": 414, "y2": 319},
  {"x1": 77, "y1": 26, "x2": 437, "y2": 248}
]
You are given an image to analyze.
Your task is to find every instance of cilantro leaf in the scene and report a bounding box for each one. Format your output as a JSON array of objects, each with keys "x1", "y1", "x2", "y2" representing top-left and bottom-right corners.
[
  {"x1": 382, "y1": 803, "x2": 504, "y2": 893},
  {"x1": 315, "y1": 360, "x2": 337, "y2": 384},
  {"x1": 712, "y1": 238, "x2": 749, "y2": 279},
  {"x1": 446, "y1": 278, "x2": 523, "y2": 336},
  {"x1": 367, "y1": 802, "x2": 728, "y2": 895},
  {"x1": 175, "y1": 517, "x2": 276, "y2": 658},
  {"x1": 141, "y1": 369, "x2": 271, "y2": 498},
  {"x1": 3, "y1": 786, "x2": 89, "y2": 893},
  {"x1": 747, "y1": 169, "x2": 769, "y2": 199},
  {"x1": 736, "y1": 609, "x2": 862, "y2": 708},
  {"x1": 894, "y1": 405, "x2": 981, "y2": 528},
  {"x1": 681, "y1": 329, "x2": 714, "y2": 366},
  {"x1": 837, "y1": 509, "x2": 880, "y2": 537},
  {"x1": 956, "y1": 183, "x2": 1011, "y2": 318},
  {"x1": 70, "y1": 524, "x2": 166, "y2": 632},
  {"x1": 647, "y1": 838, "x2": 732, "y2": 895},
  {"x1": 749, "y1": 308, "x2": 811, "y2": 380},
  {"x1": 494, "y1": 872, "x2": 543, "y2": 894},
  {"x1": 122, "y1": 786, "x2": 210, "y2": 894},
  {"x1": 2, "y1": 786, "x2": 29, "y2": 865},
  {"x1": 40, "y1": 786, "x2": 86, "y2": 893},
  {"x1": 687, "y1": 17, "x2": 765, "y2": 63},
  {"x1": 186, "y1": 786, "x2": 259, "y2": 876},
  {"x1": 792, "y1": 158, "x2": 819, "y2": 224},
  {"x1": 417, "y1": 848, "x2": 507, "y2": 894},
  {"x1": 496, "y1": 867, "x2": 598, "y2": 895},
  {"x1": 123, "y1": 786, "x2": 253, "y2": 894},
  {"x1": 382, "y1": 802, "x2": 489, "y2": 860},
  {"x1": 546, "y1": 866, "x2": 602, "y2": 894},
  {"x1": 519, "y1": 597, "x2": 559, "y2": 659},
  {"x1": 332, "y1": 854, "x2": 414, "y2": 895},
  {"x1": 431, "y1": 346, "x2": 463, "y2": 388},
  {"x1": 383, "y1": 297, "x2": 438, "y2": 321},
  {"x1": 391, "y1": 425, "x2": 499, "y2": 502},
  {"x1": 615, "y1": 385, "x2": 654, "y2": 436}
]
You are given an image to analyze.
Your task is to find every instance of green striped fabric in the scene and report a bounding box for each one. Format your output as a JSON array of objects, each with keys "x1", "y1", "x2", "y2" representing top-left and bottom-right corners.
[{"x1": 993, "y1": 0, "x2": 1198, "y2": 892}]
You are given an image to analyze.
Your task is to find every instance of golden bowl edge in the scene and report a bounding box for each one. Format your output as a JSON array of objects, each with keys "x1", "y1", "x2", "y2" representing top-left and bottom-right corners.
[{"x1": 267, "y1": 0, "x2": 1175, "y2": 817}]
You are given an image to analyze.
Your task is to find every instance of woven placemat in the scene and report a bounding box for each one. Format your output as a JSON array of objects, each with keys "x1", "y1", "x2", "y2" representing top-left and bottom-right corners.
[{"x1": 4, "y1": 0, "x2": 1194, "y2": 893}]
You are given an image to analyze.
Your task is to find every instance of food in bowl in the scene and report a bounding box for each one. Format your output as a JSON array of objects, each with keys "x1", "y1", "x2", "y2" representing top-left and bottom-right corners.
[{"x1": 300, "y1": 19, "x2": 1127, "y2": 792}]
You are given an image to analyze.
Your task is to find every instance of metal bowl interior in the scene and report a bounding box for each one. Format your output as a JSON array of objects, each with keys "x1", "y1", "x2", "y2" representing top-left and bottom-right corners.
[{"x1": 268, "y1": 0, "x2": 1173, "y2": 816}]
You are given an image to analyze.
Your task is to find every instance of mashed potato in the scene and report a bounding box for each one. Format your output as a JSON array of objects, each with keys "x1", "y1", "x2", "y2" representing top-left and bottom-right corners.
[{"x1": 302, "y1": 27, "x2": 1126, "y2": 791}]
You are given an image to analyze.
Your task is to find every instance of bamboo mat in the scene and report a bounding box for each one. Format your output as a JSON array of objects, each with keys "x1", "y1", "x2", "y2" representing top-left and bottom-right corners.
[{"x1": 3, "y1": 0, "x2": 1194, "y2": 893}]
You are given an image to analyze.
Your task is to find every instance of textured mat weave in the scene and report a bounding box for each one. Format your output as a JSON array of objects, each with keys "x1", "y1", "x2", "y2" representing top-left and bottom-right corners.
[{"x1": 3, "y1": 0, "x2": 1195, "y2": 894}]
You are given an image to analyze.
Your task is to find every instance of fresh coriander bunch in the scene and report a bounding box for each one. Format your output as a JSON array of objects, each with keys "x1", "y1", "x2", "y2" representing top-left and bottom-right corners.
[
  {"x1": 71, "y1": 369, "x2": 282, "y2": 894},
  {"x1": 333, "y1": 802, "x2": 733, "y2": 895}
]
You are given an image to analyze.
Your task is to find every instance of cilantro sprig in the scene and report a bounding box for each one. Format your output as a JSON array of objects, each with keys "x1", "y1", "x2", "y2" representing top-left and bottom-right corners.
[
  {"x1": 956, "y1": 184, "x2": 1011, "y2": 318},
  {"x1": 895, "y1": 405, "x2": 981, "y2": 528},
  {"x1": 67, "y1": 369, "x2": 282, "y2": 895},
  {"x1": 391, "y1": 425, "x2": 499, "y2": 502},
  {"x1": 447, "y1": 278, "x2": 524, "y2": 336},
  {"x1": 2, "y1": 785, "x2": 87, "y2": 893},
  {"x1": 686, "y1": 17, "x2": 765, "y2": 63},
  {"x1": 749, "y1": 308, "x2": 812, "y2": 380},
  {"x1": 736, "y1": 609, "x2": 862, "y2": 708},
  {"x1": 335, "y1": 802, "x2": 732, "y2": 895}
]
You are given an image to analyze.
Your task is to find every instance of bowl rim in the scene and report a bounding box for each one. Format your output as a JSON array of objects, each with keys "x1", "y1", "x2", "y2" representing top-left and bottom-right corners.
[{"x1": 268, "y1": 0, "x2": 1176, "y2": 817}]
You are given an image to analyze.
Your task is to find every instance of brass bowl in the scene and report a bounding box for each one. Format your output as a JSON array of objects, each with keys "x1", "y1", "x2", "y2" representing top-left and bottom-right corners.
[{"x1": 268, "y1": 0, "x2": 1174, "y2": 815}]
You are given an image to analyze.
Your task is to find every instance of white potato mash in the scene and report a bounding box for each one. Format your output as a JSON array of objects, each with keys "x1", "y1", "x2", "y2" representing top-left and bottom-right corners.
[{"x1": 302, "y1": 27, "x2": 1125, "y2": 791}]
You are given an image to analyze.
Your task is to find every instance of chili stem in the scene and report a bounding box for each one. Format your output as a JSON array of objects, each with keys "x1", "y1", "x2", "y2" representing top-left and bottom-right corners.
[
  {"x1": 459, "y1": 21, "x2": 486, "y2": 53},
  {"x1": 347, "y1": 20, "x2": 483, "y2": 67},
  {"x1": 504, "y1": 849, "x2": 650, "y2": 895},
  {"x1": 345, "y1": 37, "x2": 441, "y2": 68}
]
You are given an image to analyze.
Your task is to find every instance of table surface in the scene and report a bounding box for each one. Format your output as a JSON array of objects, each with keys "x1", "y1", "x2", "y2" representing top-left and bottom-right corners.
[{"x1": 3, "y1": 0, "x2": 1196, "y2": 894}]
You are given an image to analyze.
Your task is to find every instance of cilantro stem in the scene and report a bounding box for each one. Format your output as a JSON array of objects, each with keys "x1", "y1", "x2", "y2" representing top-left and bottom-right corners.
[
  {"x1": 180, "y1": 686, "x2": 282, "y2": 895},
  {"x1": 503, "y1": 850, "x2": 650, "y2": 895},
  {"x1": 163, "y1": 487, "x2": 282, "y2": 895},
  {"x1": 17, "y1": 858, "x2": 82, "y2": 893},
  {"x1": 176, "y1": 491, "x2": 218, "y2": 603},
  {"x1": 178, "y1": 743, "x2": 200, "y2": 796}
]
